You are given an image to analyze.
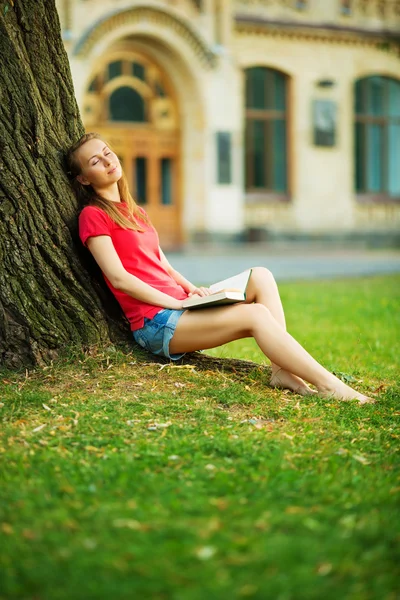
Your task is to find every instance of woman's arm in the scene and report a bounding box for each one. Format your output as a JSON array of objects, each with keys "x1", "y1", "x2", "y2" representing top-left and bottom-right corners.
[
  {"x1": 159, "y1": 248, "x2": 210, "y2": 297},
  {"x1": 87, "y1": 236, "x2": 184, "y2": 310}
]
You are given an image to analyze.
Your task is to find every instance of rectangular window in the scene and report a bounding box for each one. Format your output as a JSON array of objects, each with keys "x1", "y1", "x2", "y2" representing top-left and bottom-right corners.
[
  {"x1": 355, "y1": 76, "x2": 400, "y2": 198},
  {"x1": 273, "y1": 119, "x2": 287, "y2": 192},
  {"x1": 355, "y1": 123, "x2": 365, "y2": 192},
  {"x1": 248, "y1": 68, "x2": 266, "y2": 110},
  {"x1": 161, "y1": 158, "x2": 173, "y2": 205},
  {"x1": 132, "y1": 62, "x2": 145, "y2": 81},
  {"x1": 216, "y1": 132, "x2": 232, "y2": 184},
  {"x1": 388, "y1": 80, "x2": 400, "y2": 117},
  {"x1": 366, "y1": 124, "x2": 383, "y2": 192},
  {"x1": 107, "y1": 61, "x2": 123, "y2": 81},
  {"x1": 245, "y1": 67, "x2": 288, "y2": 194},
  {"x1": 135, "y1": 157, "x2": 147, "y2": 204},
  {"x1": 367, "y1": 77, "x2": 384, "y2": 116},
  {"x1": 246, "y1": 114, "x2": 288, "y2": 190},
  {"x1": 388, "y1": 124, "x2": 400, "y2": 196},
  {"x1": 253, "y1": 120, "x2": 266, "y2": 188},
  {"x1": 274, "y1": 72, "x2": 286, "y2": 111},
  {"x1": 264, "y1": 120, "x2": 273, "y2": 188}
]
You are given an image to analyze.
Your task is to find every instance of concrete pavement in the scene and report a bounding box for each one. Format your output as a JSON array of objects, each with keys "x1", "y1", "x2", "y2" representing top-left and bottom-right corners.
[{"x1": 165, "y1": 245, "x2": 400, "y2": 286}]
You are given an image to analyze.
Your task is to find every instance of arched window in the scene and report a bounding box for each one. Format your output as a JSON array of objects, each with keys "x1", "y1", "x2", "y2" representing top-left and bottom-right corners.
[
  {"x1": 109, "y1": 87, "x2": 146, "y2": 122},
  {"x1": 245, "y1": 67, "x2": 288, "y2": 194},
  {"x1": 355, "y1": 76, "x2": 400, "y2": 199},
  {"x1": 107, "y1": 61, "x2": 123, "y2": 81}
]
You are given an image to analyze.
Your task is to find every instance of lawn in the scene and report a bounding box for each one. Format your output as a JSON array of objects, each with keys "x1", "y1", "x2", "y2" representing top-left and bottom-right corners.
[{"x1": 0, "y1": 275, "x2": 399, "y2": 600}]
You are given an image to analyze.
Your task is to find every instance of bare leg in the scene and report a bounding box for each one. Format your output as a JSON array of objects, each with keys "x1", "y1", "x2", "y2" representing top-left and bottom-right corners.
[
  {"x1": 169, "y1": 303, "x2": 374, "y2": 403},
  {"x1": 245, "y1": 267, "x2": 316, "y2": 396}
]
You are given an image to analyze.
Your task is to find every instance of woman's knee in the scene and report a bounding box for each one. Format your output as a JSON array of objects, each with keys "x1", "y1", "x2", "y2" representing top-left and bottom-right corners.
[
  {"x1": 240, "y1": 302, "x2": 272, "y2": 335},
  {"x1": 251, "y1": 266, "x2": 275, "y2": 283}
]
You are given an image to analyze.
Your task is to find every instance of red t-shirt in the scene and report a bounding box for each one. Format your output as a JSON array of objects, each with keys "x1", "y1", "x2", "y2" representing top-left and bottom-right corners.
[{"x1": 78, "y1": 204, "x2": 188, "y2": 330}]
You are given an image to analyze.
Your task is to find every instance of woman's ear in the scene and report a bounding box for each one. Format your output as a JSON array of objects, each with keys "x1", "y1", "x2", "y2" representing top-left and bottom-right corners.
[{"x1": 77, "y1": 174, "x2": 90, "y2": 186}]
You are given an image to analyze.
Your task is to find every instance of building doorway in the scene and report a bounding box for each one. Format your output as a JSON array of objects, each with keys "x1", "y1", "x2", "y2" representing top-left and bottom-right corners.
[{"x1": 83, "y1": 50, "x2": 182, "y2": 248}]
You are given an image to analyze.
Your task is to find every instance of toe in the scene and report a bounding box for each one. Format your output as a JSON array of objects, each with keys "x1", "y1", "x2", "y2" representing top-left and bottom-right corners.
[{"x1": 359, "y1": 396, "x2": 376, "y2": 405}]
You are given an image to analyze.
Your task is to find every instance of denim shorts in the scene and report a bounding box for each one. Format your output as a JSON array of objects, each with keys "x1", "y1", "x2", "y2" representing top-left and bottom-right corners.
[{"x1": 133, "y1": 309, "x2": 186, "y2": 361}]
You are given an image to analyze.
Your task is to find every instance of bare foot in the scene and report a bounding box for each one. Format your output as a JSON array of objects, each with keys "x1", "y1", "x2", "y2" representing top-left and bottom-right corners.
[
  {"x1": 318, "y1": 380, "x2": 375, "y2": 404},
  {"x1": 270, "y1": 368, "x2": 317, "y2": 396}
]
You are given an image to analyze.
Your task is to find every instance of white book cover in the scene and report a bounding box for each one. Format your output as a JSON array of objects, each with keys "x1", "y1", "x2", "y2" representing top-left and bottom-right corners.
[{"x1": 182, "y1": 270, "x2": 252, "y2": 310}]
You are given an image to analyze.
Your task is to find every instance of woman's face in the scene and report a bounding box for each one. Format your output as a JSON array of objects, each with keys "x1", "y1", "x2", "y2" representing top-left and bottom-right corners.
[{"x1": 75, "y1": 138, "x2": 122, "y2": 190}]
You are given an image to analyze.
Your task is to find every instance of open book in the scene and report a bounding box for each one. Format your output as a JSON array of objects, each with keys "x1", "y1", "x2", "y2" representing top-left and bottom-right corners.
[{"x1": 182, "y1": 269, "x2": 252, "y2": 310}]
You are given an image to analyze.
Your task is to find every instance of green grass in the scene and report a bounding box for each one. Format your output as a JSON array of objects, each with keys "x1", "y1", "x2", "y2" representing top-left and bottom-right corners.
[{"x1": 0, "y1": 275, "x2": 399, "y2": 600}]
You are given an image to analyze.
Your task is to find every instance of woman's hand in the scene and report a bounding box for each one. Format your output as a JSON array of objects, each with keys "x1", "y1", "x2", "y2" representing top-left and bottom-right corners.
[{"x1": 188, "y1": 286, "x2": 212, "y2": 298}]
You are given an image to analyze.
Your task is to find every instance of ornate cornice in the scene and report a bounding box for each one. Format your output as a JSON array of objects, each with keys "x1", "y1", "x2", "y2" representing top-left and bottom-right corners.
[
  {"x1": 73, "y1": 5, "x2": 217, "y2": 69},
  {"x1": 235, "y1": 15, "x2": 400, "y2": 49}
]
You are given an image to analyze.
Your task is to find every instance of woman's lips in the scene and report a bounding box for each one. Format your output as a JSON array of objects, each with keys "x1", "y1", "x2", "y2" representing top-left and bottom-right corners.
[{"x1": 108, "y1": 166, "x2": 117, "y2": 175}]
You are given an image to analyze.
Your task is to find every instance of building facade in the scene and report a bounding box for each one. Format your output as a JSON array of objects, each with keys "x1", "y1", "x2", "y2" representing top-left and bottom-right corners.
[{"x1": 57, "y1": 0, "x2": 400, "y2": 247}]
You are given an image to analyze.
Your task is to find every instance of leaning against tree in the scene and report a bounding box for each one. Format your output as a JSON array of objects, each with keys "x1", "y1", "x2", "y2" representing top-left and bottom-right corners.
[{"x1": 66, "y1": 132, "x2": 375, "y2": 404}]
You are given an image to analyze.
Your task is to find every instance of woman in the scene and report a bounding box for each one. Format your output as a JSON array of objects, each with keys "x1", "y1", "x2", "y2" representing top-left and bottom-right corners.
[{"x1": 66, "y1": 133, "x2": 374, "y2": 404}]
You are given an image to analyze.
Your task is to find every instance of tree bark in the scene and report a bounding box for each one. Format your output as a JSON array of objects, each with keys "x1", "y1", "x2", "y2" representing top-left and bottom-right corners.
[
  {"x1": 0, "y1": 1, "x2": 267, "y2": 378},
  {"x1": 0, "y1": 0, "x2": 128, "y2": 368}
]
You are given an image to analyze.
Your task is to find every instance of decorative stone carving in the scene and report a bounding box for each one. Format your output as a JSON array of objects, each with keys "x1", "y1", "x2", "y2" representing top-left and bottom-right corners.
[
  {"x1": 350, "y1": 0, "x2": 400, "y2": 20},
  {"x1": 73, "y1": 5, "x2": 217, "y2": 69},
  {"x1": 235, "y1": 0, "x2": 400, "y2": 27}
]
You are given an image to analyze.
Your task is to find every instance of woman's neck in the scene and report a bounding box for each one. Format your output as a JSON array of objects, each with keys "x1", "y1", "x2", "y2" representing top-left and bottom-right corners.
[{"x1": 94, "y1": 183, "x2": 121, "y2": 203}]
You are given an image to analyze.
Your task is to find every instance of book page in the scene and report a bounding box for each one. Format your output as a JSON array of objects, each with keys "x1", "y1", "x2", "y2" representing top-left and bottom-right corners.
[
  {"x1": 182, "y1": 290, "x2": 245, "y2": 309},
  {"x1": 209, "y1": 269, "x2": 252, "y2": 294}
]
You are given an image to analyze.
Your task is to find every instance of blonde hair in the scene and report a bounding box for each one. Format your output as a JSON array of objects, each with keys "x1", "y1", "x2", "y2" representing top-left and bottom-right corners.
[{"x1": 66, "y1": 132, "x2": 149, "y2": 231}]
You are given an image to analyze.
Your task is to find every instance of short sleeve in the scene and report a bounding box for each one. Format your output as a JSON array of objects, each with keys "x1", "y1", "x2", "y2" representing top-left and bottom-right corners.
[{"x1": 79, "y1": 206, "x2": 113, "y2": 247}]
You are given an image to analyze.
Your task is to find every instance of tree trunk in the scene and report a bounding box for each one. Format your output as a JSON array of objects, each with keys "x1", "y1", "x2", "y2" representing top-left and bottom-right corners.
[{"x1": 0, "y1": 0, "x2": 128, "y2": 368}]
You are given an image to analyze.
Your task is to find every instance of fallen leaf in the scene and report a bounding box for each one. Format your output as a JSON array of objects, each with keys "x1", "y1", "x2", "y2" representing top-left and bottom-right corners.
[
  {"x1": 285, "y1": 506, "x2": 305, "y2": 515},
  {"x1": 1, "y1": 523, "x2": 13, "y2": 535},
  {"x1": 352, "y1": 454, "x2": 370, "y2": 465},
  {"x1": 32, "y1": 424, "x2": 46, "y2": 433},
  {"x1": 22, "y1": 529, "x2": 36, "y2": 540},
  {"x1": 156, "y1": 422, "x2": 172, "y2": 429},
  {"x1": 335, "y1": 448, "x2": 348, "y2": 456},
  {"x1": 239, "y1": 584, "x2": 258, "y2": 597},
  {"x1": 195, "y1": 546, "x2": 216, "y2": 560},
  {"x1": 317, "y1": 563, "x2": 333, "y2": 576},
  {"x1": 82, "y1": 538, "x2": 97, "y2": 549},
  {"x1": 85, "y1": 446, "x2": 101, "y2": 452},
  {"x1": 112, "y1": 519, "x2": 142, "y2": 530},
  {"x1": 209, "y1": 497, "x2": 229, "y2": 510}
]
